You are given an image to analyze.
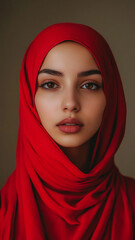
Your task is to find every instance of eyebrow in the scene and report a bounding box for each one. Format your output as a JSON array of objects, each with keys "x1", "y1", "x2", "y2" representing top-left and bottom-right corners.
[{"x1": 38, "y1": 68, "x2": 101, "y2": 77}]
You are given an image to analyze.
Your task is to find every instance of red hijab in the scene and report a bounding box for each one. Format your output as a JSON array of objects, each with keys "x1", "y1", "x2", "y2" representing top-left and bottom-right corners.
[{"x1": 0, "y1": 22, "x2": 135, "y2": 240}]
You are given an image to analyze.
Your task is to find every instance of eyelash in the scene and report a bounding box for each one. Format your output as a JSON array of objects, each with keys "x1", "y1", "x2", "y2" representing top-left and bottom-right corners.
[{"x1": 40, "y1": 81, "x2": 101, "y2": 91}]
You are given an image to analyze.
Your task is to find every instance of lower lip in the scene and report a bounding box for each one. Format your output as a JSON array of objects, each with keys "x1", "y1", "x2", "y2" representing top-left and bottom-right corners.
[{"x1": 57, "y1": 124, "x2": 83, "y2": 133}]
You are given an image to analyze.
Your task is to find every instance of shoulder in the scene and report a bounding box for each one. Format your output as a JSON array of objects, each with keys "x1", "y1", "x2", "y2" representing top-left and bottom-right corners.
[
  {"x1": 122, "y1": 175, "x2": 135, "y2": 214},
  {"x1": 0, "y1": 170, "x2": 17, "y2": 215},
  {"x1": 0, "y1": 171, "x2": 17, "y2": 238},
  {"x1": 123, "y1": 175, "x2": 135, "y2": 194},
  {"x1": 0, "y1": 170, "x2": 16, "y2": 195}
]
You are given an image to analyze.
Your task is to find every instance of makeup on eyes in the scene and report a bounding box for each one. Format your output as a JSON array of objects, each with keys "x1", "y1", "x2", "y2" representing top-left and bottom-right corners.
[
  {"x1": 37, "y1": 68, "x2": 103, "y2": 90},
  {"x1": 39, "y1": 80, "x2": 102, "y2": 91}
]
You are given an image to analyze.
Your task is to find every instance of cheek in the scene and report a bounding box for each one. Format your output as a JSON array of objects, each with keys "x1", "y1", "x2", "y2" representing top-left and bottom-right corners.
[
  {"x1": 35, "y1": 93, "x2": 58, "y2": 125},
  {"x1": 83, "y1": 94, "x2": 106, "y2": 123}
]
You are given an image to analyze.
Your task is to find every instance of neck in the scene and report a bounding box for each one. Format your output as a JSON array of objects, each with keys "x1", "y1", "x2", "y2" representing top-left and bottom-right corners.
[{"x1": 59, "y1": 141, "x2": 91, "y2": 174}]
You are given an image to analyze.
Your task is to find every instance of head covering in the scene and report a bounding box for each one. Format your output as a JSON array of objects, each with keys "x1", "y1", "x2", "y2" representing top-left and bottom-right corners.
[{"x1": 0, "y1": 22, "x2": 135, "y2": 240}]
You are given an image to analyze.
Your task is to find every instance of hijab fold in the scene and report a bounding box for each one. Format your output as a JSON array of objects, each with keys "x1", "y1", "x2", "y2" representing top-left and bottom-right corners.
[{"x1": 0, "y1": 22, "x2": 135, "y2": 240}]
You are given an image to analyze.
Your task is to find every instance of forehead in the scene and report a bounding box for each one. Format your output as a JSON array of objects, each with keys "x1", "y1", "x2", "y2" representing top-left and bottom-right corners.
[
  {"x1": 40, "y1": 40, "x2": 99, "y2": 71},
  {"x1": 45, "y1": 40, "x2": 93, "y2": 57}
]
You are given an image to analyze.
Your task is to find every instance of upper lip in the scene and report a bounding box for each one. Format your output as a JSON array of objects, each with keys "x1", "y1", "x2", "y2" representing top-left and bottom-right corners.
[{"x1": 56, "y1": 118, "x2": 83, "y2": 126}]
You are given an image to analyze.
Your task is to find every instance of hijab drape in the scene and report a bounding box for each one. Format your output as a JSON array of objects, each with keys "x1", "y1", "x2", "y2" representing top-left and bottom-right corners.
[{"x1": 0, "y1": 22, "x2": 135, "y2": 240}]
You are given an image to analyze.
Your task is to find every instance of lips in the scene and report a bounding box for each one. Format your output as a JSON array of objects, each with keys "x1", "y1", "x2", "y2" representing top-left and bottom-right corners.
[
  {"x1": 56, "y1": 118, "x2": 84, "y2": 133},
  {"x1": 56, "y1": 118, "x2": 83, "y2": 126}
]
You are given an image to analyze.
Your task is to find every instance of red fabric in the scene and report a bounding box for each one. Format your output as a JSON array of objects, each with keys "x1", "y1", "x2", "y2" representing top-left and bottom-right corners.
[{"x1": 0, "y1": 22, "x2": 135, "y2": 239}]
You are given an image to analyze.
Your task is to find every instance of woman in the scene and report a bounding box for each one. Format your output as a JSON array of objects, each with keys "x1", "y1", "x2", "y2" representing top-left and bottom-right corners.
[{"x1": 0, "y1": 22, "x2": 135, "y2": 239}]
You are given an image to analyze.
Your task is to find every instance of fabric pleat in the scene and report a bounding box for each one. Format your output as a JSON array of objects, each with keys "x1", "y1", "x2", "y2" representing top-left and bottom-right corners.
[{"x1": 0, "y1": 22, "x2": 135, "y2": 240}]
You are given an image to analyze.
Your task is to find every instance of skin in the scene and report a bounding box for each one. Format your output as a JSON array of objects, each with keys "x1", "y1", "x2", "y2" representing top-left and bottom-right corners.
[{"x1": 35, "y1": 41, "x2": 106, "y2": 173}]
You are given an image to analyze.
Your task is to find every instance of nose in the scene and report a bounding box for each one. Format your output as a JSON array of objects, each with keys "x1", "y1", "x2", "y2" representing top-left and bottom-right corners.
[{"x1": 61, "y1": 89, "x2": 81, "y2": 113}]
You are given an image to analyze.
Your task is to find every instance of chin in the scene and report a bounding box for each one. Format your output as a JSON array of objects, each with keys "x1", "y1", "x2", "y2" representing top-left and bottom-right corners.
[{"x1": 55, "y1": 138, "x2": 89, "y2": 148}]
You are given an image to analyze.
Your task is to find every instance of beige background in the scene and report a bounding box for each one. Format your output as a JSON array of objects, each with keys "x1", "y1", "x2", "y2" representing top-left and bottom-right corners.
[{"x1": 0, "y1": 0, "x2": 135, "y2": 189}]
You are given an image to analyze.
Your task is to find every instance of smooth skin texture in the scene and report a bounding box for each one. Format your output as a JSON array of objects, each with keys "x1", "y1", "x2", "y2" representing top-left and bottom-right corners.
[{"x1": 35, "y1": 41, "x2": 106, "y2": 173}]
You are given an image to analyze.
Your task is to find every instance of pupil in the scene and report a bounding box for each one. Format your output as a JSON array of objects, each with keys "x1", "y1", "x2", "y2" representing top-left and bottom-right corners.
[
  {"x1": 87, "y1": 83, "x2": 93, "y2": 88},
  {"x1": 48, "y1": 82, "x2": 54, "y2": 88}
]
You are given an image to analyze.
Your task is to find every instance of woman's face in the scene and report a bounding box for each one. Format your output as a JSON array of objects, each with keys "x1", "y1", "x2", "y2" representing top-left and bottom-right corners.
[{"x1": 35, "y1": 41, "x2": 106, "y2": 148}]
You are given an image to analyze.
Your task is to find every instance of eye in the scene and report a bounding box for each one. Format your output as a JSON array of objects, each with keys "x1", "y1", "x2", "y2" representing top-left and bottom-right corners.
[
  {"x1": 39, "y1": 80, "x2": 101, "y2": 90},
  {"x1": 81, "y1": 82, "x2": 100, "y2": 90},
  {"x1": 40, "y1": 81, "x2": 58, "y2": 89}
]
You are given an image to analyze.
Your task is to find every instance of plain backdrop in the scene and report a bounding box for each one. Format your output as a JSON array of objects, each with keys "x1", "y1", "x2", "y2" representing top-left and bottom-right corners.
[{"x1": 0, "y1": 0, "x2": 135, "y2": 189}]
